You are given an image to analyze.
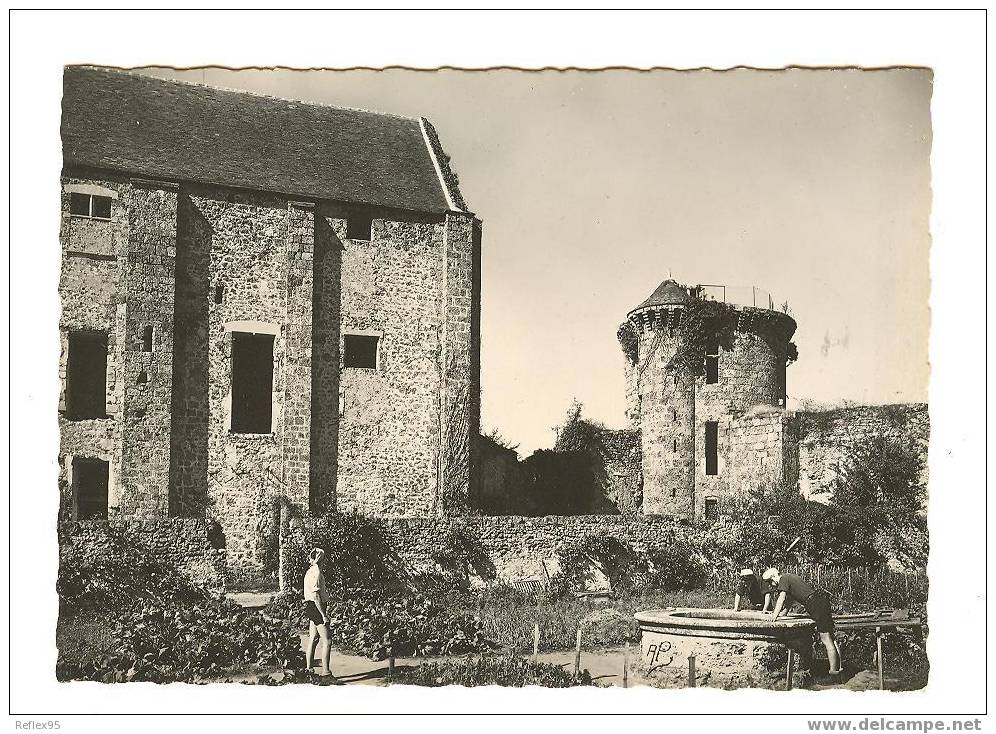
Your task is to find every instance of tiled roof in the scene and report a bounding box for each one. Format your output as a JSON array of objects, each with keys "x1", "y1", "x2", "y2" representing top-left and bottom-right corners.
[
  {"x1": 629, "y1": 279, "x2": 691, "y2": 313},
  {"x1": 62, "y1": 66, "x2": 466, "y2": 214}
]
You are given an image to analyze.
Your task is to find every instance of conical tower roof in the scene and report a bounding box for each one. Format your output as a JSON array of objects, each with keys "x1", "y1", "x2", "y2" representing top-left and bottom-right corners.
[{"x1": 629, "y1": 279, "x2": 690, "y2": 315}]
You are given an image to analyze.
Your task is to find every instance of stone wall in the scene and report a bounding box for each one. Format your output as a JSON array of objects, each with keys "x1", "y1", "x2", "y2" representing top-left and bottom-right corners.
[
  {"x1": 623, "y1": 303, "x2": 794, "y2": 521},
  {"x1": 60, "y1": 169, "x2": 482, "y2": 587},
  {"x1": 336, "y1": 207, "x2": 446, "y2": 516},
  {"x1": 119, "y1": 179, "x2": 178, "y2": 518},
  {"x1": 283, "y1": 514, "x2": 690, "y2": 589},
  {"x1": 594, "y1": 427, "x2": 643, "y2": 515},
  {"x1": 796, "y1": 404, "x2": 929, "y2": 500},
  {"x1": 58, "y1": 519, "x2": 227, "y2": 592},
  {"x1": 630, "y1": 318, "x2": 697, "y2": 517},
  {"x1": 59, "y1": 172, "x2": 130, "y2": 519}
]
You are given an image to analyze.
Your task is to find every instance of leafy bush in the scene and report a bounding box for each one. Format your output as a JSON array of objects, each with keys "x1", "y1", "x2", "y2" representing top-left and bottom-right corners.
[
  {"x1": 57, "y1": 597, "x2": 305, "y2": 683},
  {"x1": 834, "y1": 629, "x2": 929, "y2": 689},
  {"x1": 266, "y1": 589, "x2": 490, "y2": 661},
  {"x1": 554, "y1": 532, "x2": 705, "y2": 596},
  {"x1": 58, "y1": 532, "x2": 214, "y2": 613},
  {"x1": 284, "y1": 513, "x2": 406, "y2": 596},
  {"x1": 395, "y1": 654, "x2": 594, "y2": 687}
]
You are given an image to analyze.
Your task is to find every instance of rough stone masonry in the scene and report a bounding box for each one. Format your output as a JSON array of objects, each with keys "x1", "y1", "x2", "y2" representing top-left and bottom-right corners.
[{"x1": 59, "y1": 67, "x2": 481, "y2": 586}]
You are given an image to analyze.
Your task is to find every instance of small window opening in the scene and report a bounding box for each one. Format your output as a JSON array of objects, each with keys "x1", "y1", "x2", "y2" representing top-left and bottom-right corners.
[
  {"x1": 66, "y1": 331, "x2": 107, "y2": 420},
  {"x1": 142, "y1": 325, "x2": 154, "y2": 352},
  {"x1": 73, "y1": 457, "x2": 109, "y2": 520},
  {"x1": 347, "y1": 213, "x2": 373, "y2": 241},
  {"x1": 230, "y1": 332, "x2": 275, "y2": 434},
  {"x1": 672, "y1": 408, "x2": 678, "y2": 422},
  {"x1": 705, "y1": 336, "x2": 719, "y2": 384},
  {"x1": 705, "y1": 421, "x2": 719, "y2": 476},
  {"x1": 672, "y1": 438, "x2": 678, "y2": 453},
  {"x1": 704, "y1": 497, "x2": 719, "y2": 522},
  {"x1": 137, "y1": 370, "x2": 148, "y2": 385},
  {"x1": 69, "y1": 193, "x2": 112, "y2": 220},
  {"x1": 344, "y1": 334, "x2": 379, "y2": 369},
  {"x1": 214, "y1": 284, "x2": 224, "y2": 304}
]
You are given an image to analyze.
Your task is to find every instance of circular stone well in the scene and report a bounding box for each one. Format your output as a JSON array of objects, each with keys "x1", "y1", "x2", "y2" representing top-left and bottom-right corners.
[{"x1": 634, "y1": 608, "x2": 816, "y2": 689}]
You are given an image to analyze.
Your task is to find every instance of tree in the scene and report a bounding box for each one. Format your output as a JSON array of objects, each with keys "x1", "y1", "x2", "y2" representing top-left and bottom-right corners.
[{"x1": 827, "y1": 436, "x2": 927, "y2": 568}]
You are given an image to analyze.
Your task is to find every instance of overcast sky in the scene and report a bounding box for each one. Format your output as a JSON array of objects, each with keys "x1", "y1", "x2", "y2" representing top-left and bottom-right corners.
[{"x1": 141, "y1": 67, "x2": 932, "y2": 455}]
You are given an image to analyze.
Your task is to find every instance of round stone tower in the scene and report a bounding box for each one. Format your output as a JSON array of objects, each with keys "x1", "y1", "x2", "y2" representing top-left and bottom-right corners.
[{"x1": 618, "y1": 279, "x2": 797, "y2": 520}]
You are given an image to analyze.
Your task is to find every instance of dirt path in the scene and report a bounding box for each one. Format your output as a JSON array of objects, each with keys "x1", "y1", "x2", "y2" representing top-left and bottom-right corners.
[{"x1": 296, "y1": 645, "x2": 647, "y2": 687}]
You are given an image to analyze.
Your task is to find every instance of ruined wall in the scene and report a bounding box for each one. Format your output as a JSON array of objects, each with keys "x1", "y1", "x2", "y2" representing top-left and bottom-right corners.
[
  {"x1": 58, "y1": 519, "x2": 227, "y2": 592},
  {"x1": 796, "y1": 404, "x2": 929, "y2": 500},
  {"x1": 285, "y1": 514, "x2": 690, "y2": 588},
  {"x1": 721, "y1": 408, "x2": 800, "y2": 514},
  {"x1": 594, "y1": 427, "x2": 643, "y2": 515},
  {"x1": 476, "y1": 436, "x2": 522, "y2": 515}
]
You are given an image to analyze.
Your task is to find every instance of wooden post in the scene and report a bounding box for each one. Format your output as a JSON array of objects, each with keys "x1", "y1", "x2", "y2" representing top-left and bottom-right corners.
[
  {"x1": 623, "y1": 642, "x2": 629, "y2": 689},
  {"x1": 785, "y1": 648, "x2": 795, "y2": 691},
  {"x1": 388, "y1": 647, "x2": 396, "y2": 679},
  {"x1": 876, "y1": 627, "x2": 885, "y2": 690},
  {"x1": 574, "y1": 627, "x2": 582, "y2": 677},
  {"x1": 847, "y1": 568, "x2": 853, "y2": 602},
  {"x1": 688, "y1": 654, "x2": 696, "y2": 687},
  {"x1": 533, "y1": 623, "x2": 540, "y2": 662}
]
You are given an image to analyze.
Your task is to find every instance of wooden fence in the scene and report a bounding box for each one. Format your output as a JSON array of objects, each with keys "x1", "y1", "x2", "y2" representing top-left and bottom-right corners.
[{"x1": 703, "y1": 563, "x2": 927, "y2": 612}]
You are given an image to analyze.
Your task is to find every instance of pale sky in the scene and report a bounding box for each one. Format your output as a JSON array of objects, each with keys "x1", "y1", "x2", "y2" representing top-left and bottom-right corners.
[{"x1": 140, "y1": 67, "x2": 932, "y2": 455}]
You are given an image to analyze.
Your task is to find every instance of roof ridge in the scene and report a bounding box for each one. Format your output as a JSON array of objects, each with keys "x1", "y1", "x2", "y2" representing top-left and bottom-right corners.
[{"x1": 70, "y1": 65, "x2": 421, "y2": 123}]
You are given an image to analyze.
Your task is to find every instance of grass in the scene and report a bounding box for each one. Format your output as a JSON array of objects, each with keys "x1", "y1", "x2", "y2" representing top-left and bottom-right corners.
[{"x1": 445, "y1": 586, "x2": 729, "y2": 654}]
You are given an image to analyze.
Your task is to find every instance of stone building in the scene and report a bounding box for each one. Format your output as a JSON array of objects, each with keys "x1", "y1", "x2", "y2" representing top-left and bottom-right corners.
[
  {"x1": 58, "y1": 67, "x2": 481, "y2": 585},
  {"x1": 618, "y1": 279, "x2": 798, "y2": 521}
]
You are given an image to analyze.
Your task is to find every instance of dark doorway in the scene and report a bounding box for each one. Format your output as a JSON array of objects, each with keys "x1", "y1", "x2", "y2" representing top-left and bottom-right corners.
[
  {"x1": 704, "y1": 496, "x2": 719, "y2": 522},
  {"x1": 230, "y1": 332, "x2": 274, "y2": 434},
  {"x1": 66, "y1": 331, "x2": 107, "y2": 420},
  {"x1": 73, "y1": 457, "x2": 109, "y2": 519}
]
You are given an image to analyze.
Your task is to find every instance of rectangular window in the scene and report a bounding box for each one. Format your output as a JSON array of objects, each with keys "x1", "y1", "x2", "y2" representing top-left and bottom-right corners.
[
  {"x1": 142, "y1": 325, "x2": 154, "y2": 352},
  {"x1": 347, "y1": 213, "x2": 373, "y2": 241},
  {"x1": 705, "y1": 421, "x2": 719, "y2": 475},
  {"x1": 230, "y1": 332, "x2": 275, "y2": 434},
  {"x1": 705, "y1": 337, "x2": 719, "y2": 384},
  {"x1": 73, "y1": 457, "x2": 109, "y2": 520},
  {"x1": 66, "y1": 331, "x2": 108, "y2": 420},
  {"x1": 69, "y1": 193, "x2": 112, "y2": 219},
  {"x1": 704, "y1": 497, "x2": 719, "y2": 522},
  {"x1": 343, "y1": 334, "x2": 379, "y2": 369}
]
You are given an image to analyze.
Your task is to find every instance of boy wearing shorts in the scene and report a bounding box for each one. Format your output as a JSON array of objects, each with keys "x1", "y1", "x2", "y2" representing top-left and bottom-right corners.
[
  {"x1": 304, "y1": 548, "x2": 333, "y2": 677},
  {"x1": 764, "y1": 567, "x2": 843, "y2": 676}
]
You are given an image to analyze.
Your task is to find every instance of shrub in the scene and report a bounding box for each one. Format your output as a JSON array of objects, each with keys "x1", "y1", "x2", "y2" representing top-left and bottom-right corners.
[
  {"x1": 57, "y1": 597, "x2": 305, "y2": 683},
  {"x1": 267, "y1": 589, "x2": 490, "y2": 661},
  {"x1": 554, "y1": 532, "x2": 705, "y2": 596},
  {"x1": 58, "y1": 531, "x2": 214, "y2": 613},
  {"x1": 284, "y1": 513, "x2": 406, "y2": 596},
  {"x1": 395, "y1": 654, "x2": 594, "y2": 687}
]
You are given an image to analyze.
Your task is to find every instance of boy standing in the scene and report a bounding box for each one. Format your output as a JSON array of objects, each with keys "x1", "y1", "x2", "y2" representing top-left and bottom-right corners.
[{"x1": 303, "y1": 548, "x2": 333, "y2": 677}]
